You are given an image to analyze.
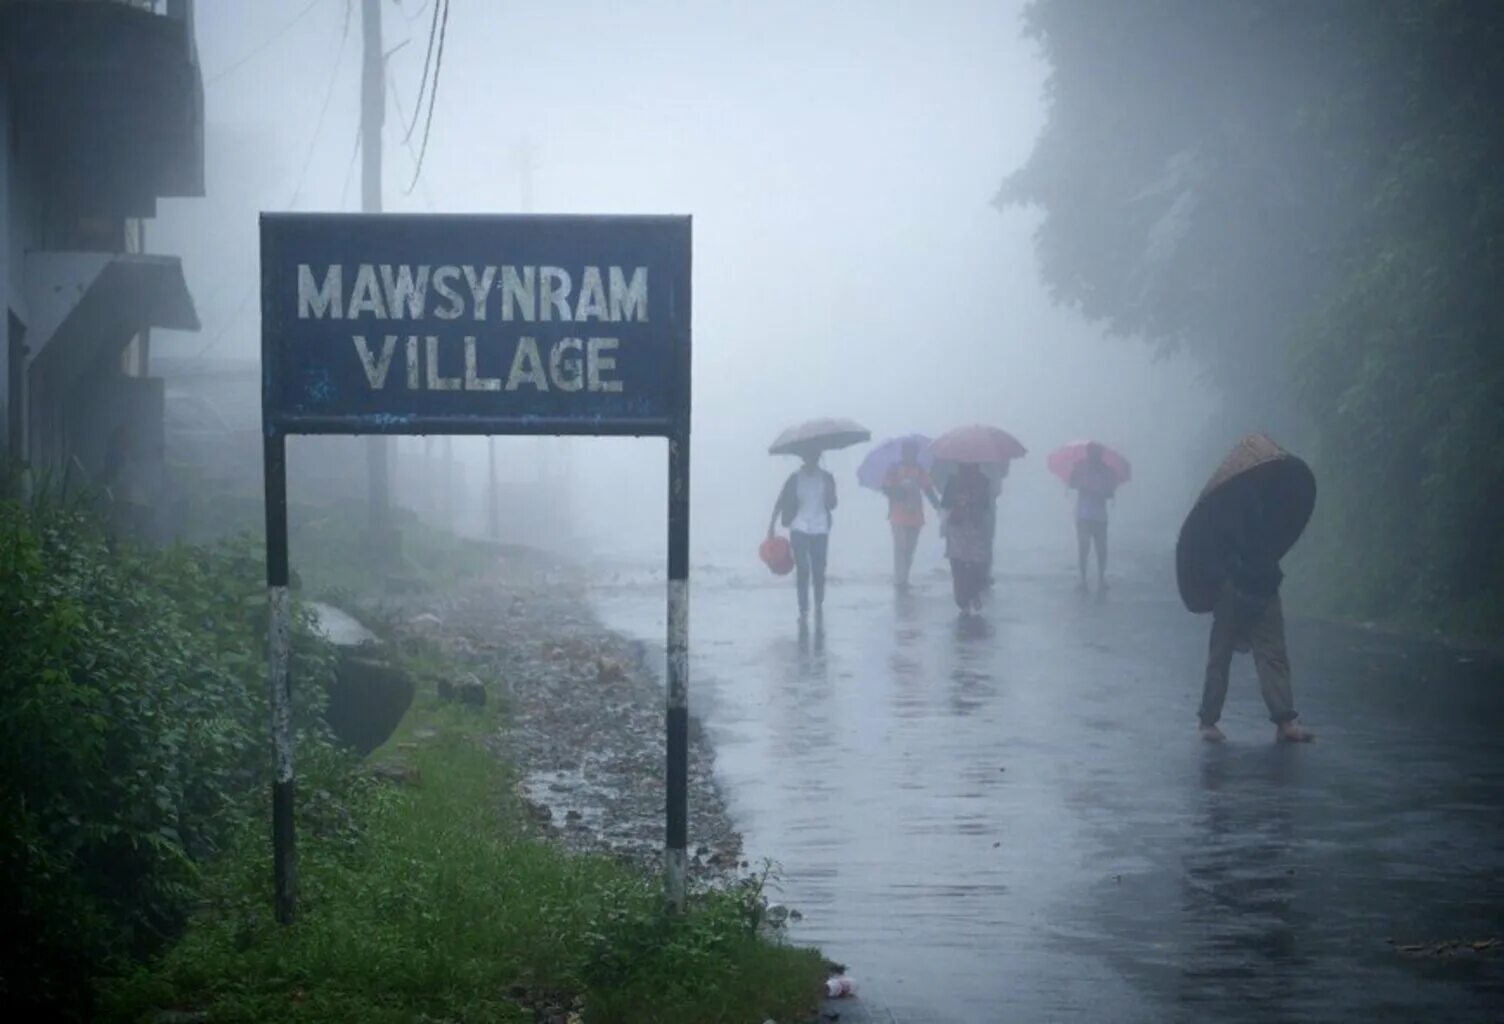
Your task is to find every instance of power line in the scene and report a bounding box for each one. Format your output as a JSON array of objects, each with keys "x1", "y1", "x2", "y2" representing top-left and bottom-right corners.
[
  {"x1": 386, "y1": 72, "x2": 437, "y2": 210},
  {"x1": 192, "y1": 279, "x2": 256, "y2": 361},
  {"x1": 196, "y1": 10, "x2": 355, "y2": 360},
  {"x1": 188, "y1": 0, "x2": 347, "y2": 327},
  {"x1": 337, "y1": 124, "x2": 363, "y2": 209},
  {"x1": 403, "y1": 0, "x2": 443, "y2": 141},
  {"x1": 404, "y1": 0, "x2": 448, "y2": 195},
  {"x1": 205, "y1": 0, "x2": 331, "y2": 87},
  {"x1": 287, "y1": 0, "x2": 355, "y2": 209},
  {"x1": 400, "y1": 0, "x2": 433, "y2": 22}
]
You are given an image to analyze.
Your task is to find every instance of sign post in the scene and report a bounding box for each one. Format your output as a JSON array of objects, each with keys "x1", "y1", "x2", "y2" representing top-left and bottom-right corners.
[{"x1": 260, "y1": 214, "x2": 692, "y2": 921}]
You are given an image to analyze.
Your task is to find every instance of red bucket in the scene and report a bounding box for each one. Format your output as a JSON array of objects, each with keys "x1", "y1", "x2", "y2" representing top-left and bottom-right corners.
[{"x1": 759, "y1": 535, "x2": 794, "y2": 576}]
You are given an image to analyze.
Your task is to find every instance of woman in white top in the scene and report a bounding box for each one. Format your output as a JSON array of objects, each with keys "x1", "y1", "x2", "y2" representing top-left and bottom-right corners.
[{"x1": 767, "y1": 452, "x2": 838, "y2": 621}]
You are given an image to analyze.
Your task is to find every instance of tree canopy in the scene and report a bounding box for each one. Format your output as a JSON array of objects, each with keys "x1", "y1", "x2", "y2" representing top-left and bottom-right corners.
[{"x1": 1003, "y1": 0, "x2": 1504, "y2": 629}]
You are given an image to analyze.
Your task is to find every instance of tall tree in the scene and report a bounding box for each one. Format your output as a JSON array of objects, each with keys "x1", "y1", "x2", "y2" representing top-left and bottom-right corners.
[{"x1": 1002, "y1": 0, "x2": 1504, "y2": 627}]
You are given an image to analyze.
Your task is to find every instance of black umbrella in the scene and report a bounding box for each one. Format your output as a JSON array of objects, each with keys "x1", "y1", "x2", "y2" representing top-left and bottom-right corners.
[{"x1": 1175, "y1": 434, "x2": 1317, "y2": 613}]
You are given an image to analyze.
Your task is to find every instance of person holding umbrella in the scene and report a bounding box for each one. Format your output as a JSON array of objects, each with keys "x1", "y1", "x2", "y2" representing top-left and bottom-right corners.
[
  {"x1": 767, "y1": 418, "x2": 870, "y2": 624},
  {"x1": 858, "y1": 435, "x2": 941, "y2": 589},
  {"x1": 884, "y1": 439, "x2": 941, "y2": 589},
  {"x1": 930, "y1": 425, "x2": 1027, "y2": 600},
  {"x1": 931, "y1": 425, "x2": 1027, "y2": 611},
  {"x1": 1049, "y1": 441, "x2": 1131, "y2": 594},
  {"x1": 940, "y1": 461, "x2": 994, "y2": 614},
  {"x1": 1176, "y1": 434, "x2": 1316, "y2": 744}
]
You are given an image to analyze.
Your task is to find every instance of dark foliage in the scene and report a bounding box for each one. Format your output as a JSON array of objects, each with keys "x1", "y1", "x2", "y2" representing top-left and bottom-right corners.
[
  {"x1": 0, "y1": 502, "x2": 336, "y2": 1018},
  {"x1": 1003, "y1": 0, "x2": 1504, "y2": 628}
]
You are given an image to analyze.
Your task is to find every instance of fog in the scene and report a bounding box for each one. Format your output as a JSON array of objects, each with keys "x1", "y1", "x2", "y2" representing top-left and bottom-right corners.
[{"x1": 154, "y1": 0, "x2": 1216, "y2": 571}]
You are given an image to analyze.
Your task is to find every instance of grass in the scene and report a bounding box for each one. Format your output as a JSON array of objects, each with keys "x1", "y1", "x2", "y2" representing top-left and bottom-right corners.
[{"x1": 99, "y1": 646, "x2": 825, "y2": 1024}]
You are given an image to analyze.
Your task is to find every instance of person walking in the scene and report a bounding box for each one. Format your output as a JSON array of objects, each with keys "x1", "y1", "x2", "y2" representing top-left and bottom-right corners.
[
  {"x1": 882, "y1": 438, "x2": 940, "y2": 589},
  {"x1": 941, "y1": 461, "x2": 992, "y2": 614},
  {"x1": 768, "y1": 451, "x2": 838, "y2": 624},
  {"x1": 1177, "y1": 434, "x2": 1316, "y2": 744},
  {"x1": 1197, "y1": 490, "x2": 1313, "y2": 743},
  {"x1": 1068, "y1": 442, "x2": 1117, "y2": 593}
]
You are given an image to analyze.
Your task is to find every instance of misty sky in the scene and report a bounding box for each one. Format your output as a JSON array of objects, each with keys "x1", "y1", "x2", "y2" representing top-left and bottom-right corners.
[{"x1": 156, "y1": 0, "x2": 1215, "y2": 568}]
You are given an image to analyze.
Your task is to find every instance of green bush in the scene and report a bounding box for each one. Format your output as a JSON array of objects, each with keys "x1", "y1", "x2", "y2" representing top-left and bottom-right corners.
[
  {"x1": 0, "y1": 502, "x2": 338, "y2": 1018},
  {"x1": 100, "y1": 709, "x2": 826, "y2": 1024},
  {"x1": 3, "y1": 500, "x2": 825, "y2": 1022}
]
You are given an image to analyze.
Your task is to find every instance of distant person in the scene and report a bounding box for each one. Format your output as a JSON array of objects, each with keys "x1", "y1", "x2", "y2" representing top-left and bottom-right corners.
[
  {"x1": 1068, "y1": 443, "x2": 1117, "y2": 593},
  {"x1": 882, "y1": 439, "x2": 940, "y2": 589},
  {"x1": 941, "y1": 462, "x2": 992, "y2": 615},
  {"x1": 768, "y1": 451, "x2": 837, "y2": 624},
  {"x1": 1198, "y1": 488, "x2": 1314, "y2": 744}
]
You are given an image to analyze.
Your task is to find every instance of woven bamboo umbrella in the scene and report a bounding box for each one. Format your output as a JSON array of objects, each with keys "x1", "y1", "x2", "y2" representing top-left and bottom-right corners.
[{"x1": 1175, "y1": 434, "x2": 1317, "y2": 613}]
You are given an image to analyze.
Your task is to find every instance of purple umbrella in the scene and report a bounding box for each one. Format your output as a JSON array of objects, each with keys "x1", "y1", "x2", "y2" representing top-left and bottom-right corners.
[{"x1": 857, "y1": 434, "x2": 935, "y2": 491}]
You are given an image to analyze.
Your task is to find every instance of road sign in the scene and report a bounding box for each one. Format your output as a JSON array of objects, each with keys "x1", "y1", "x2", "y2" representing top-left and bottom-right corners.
[
  {"x1": 259, "y1": 213, "x2": 692, "y2": 922},
  {"x1": 261, "y1": 213, "x2": 689, "y2": 436}
]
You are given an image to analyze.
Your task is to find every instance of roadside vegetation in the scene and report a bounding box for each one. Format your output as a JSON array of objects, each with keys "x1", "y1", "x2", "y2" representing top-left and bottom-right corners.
[
  {"x1": 1002, "y1": 0, "x2": 1504, "y2": 640},
  {"x1": 103, "y1": 671, "x2": 824, "y2": 1024},
  {"x1": 1, "y1": 494, "x2": 824, "y2": 1022}
]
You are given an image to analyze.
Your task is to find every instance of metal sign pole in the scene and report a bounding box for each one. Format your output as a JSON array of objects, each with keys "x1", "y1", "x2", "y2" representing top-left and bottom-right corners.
[
  {"x1": 262, "y1": 431, "x2": 296, "y2": 923},
  {"x1": 664, "y1": 246, "x2": 692, "y2": 912},
  {"x1": 665, "y1": 428, "x2": 690, "y2": 912}
]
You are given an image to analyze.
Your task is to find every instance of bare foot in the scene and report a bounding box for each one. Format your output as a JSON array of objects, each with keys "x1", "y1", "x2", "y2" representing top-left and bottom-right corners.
[
  {"x1": 1276, "y1": 721, "x2": 1315, "y2": 743},
  {"x1": 1199, "y1": 724, "x2": 1226, "y2": 743}
]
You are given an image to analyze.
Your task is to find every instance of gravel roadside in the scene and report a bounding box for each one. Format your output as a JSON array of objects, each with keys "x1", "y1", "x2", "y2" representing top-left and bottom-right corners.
[{"x1": 387, "y1": 571, "x2": 748, "y2": 884}]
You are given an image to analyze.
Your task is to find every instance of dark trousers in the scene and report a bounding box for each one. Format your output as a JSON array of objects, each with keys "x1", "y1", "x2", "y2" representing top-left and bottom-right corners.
[
  {"x1": 950, "y1": 558, "x2": 987, "y2": 611},
  {"x1": 1198, "y1": 585, "x2": 1298, "y2": 726},
  {"x1": 791, "y1": 530, "x2": 829, "y2": 615},
  {"x1": 983, "y1": 510, "x2": 996, "y2": 583}
]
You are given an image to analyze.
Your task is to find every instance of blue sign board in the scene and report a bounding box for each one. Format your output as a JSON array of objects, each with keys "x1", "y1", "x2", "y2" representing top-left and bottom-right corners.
[{"x1": 260, "y1": 213, "x2": 691, "y2": 437}]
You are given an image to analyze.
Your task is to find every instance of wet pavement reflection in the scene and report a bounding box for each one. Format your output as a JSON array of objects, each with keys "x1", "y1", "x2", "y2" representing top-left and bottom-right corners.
[{"x1": 592, "y1": 555, "x2": 1504, "y2": 1022}]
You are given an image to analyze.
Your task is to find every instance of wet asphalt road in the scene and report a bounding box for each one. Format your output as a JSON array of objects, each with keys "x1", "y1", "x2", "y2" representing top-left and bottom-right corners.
[{"x1": 591, "y1": 546, "x2": 1504, "y2": 1023}]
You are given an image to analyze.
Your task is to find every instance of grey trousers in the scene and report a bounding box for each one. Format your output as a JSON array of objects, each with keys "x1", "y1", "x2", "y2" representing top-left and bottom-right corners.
[{"x1": 1198, "y1": 586, "x2": 1298, "y2": 726}]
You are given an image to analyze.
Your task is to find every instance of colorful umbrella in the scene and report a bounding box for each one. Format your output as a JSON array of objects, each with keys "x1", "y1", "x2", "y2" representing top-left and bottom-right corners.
[
  {"x1": 768, "y1": 417, "x2": 871, "y2": 456},
  {"x1": 930, "y1": 424, "x2": 1027, "y2": 465},
  {"x1": 857, "y1": 434, "x2": 934, "y2": 491},
  {"x1": 1175, "y1": 434, "x2": 1317, "y2": 614},
  {"x1": 1047, "y1": 440, "x2": 1132, "y2": 487}
]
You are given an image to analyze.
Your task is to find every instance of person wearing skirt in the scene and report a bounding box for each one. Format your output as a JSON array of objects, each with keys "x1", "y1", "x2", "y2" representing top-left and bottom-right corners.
[{"x1": 941, "y1": 462, "x2": 993, "y2": 614}]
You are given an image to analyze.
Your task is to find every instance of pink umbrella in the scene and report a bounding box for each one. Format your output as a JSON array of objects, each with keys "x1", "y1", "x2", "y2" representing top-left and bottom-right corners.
[
  {"x1": 1047, "y1": 441, "x2": 1132, "y2": 487},
  {"x1": 930, "y1": 424, "x2": 1027, "y2": 465}
]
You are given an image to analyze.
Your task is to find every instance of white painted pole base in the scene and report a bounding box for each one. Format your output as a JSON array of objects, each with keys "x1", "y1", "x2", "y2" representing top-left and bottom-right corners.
[{"x1": 665, "y1": 846, "x2": 688, "y2": 913}]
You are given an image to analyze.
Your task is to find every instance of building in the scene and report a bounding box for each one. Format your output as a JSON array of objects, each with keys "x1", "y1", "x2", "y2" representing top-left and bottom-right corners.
[{"x1": 0, "y1": 0, "x2": 203, "y2": 531}]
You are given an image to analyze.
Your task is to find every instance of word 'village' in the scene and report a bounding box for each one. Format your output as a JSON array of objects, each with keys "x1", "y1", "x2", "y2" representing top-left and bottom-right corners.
[{"x1": 295, "y1": 263, "x2": 651, "y2": 392}]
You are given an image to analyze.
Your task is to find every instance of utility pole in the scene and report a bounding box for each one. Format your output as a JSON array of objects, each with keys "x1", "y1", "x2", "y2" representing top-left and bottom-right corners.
[{"x1": 361, "y1": 0, "x2": 393, "y2": 554}]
